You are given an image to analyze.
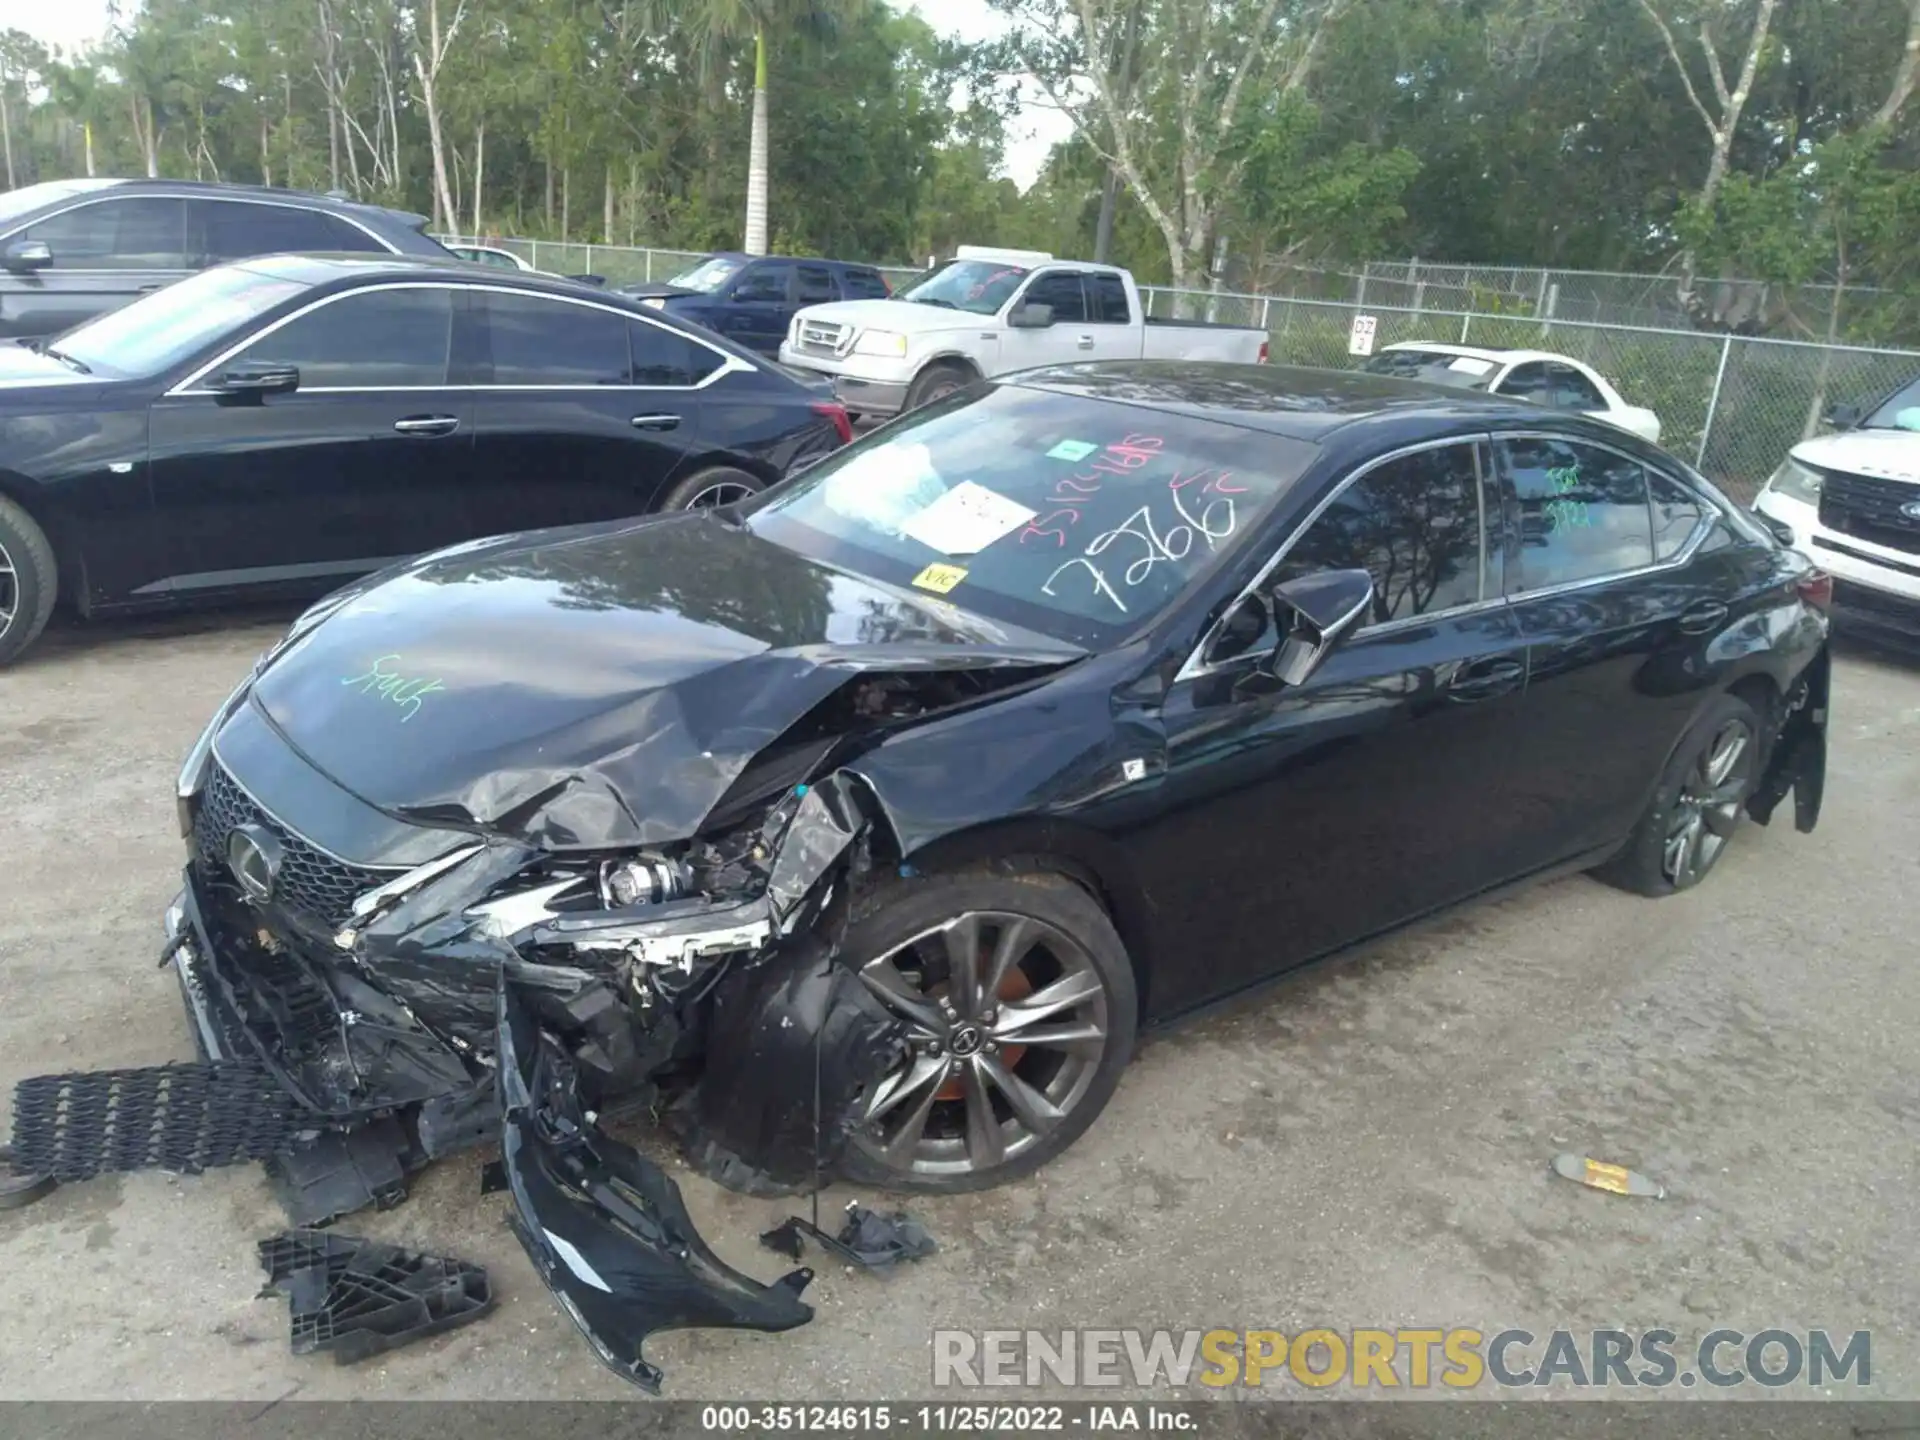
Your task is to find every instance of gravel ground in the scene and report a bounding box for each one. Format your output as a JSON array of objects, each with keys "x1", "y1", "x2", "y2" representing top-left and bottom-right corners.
[{"x1": 0, "y1": 605, "x2": 1915, "y2": 1403}]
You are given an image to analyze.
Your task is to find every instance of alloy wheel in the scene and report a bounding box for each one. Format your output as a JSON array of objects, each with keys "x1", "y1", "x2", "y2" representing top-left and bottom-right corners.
[
  {"x1": 0, "y1": 538, "x2": 15, "y2": 643},
  {"x1": 684, "y1": 480, "x2": 755, "y2": 509},
  {"x1": 850, "y1": 911, "x2": 1112, "y2": 1178},
  {"x1": 1662, "y1": 717, "x2": 1756, "y2": 886}
]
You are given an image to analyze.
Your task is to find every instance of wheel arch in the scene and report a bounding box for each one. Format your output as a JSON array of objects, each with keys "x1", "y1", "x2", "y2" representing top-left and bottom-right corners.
[
  {"x1": 893, "y1": 815, "x2": 1157, "y2": 1021},
  {"x1": 0, "y1": 469, "x2": 78, "y2": 609}
]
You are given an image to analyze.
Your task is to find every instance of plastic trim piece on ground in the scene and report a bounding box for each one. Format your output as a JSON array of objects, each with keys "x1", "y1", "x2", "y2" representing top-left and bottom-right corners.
[
  {"x1": 256, "y1": 1229, "x2": 494, "y2": 1363},
  {"x1": 760, "y1": 1203, "x2": 938, "y2": 1270}
]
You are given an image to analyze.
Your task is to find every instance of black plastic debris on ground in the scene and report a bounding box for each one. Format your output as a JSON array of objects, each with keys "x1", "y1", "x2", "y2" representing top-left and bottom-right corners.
[
  {"x1": 11, "y1": 1061, "x2": 298, "y2": 1182},
  {"x1": 257, "y1": 1230, "x2": 493, "y2": 1363},
  {"x1": 0, "y1": 1145, "x2": 56, "y2": 1211},
  {"x1": 267, "y1": 1118, "x2": 425, "y2": 1228},
  {"x1": 761, "y1": 1202, "x2": 937, "y2": 1270}
]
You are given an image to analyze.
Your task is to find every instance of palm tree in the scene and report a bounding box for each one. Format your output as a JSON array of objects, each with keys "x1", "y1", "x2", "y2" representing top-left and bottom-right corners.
[{"x1": 680, "y1": 0, "x2": 851, "y2": 255}]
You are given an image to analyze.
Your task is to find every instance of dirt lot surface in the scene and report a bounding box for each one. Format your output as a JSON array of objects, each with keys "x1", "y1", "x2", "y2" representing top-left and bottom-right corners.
[{"x1": 1, "y1": 606, "x2": 1915, "y2": 1402}]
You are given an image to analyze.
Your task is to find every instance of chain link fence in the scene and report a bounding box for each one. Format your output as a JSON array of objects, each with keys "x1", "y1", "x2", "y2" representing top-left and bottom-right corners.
[
  {"x1": 435, "y1": 233, "x2": 1915, "y2": 505},
  {"x1": 1144, "y1": 287, "x2": 1919, "y2": 502}
]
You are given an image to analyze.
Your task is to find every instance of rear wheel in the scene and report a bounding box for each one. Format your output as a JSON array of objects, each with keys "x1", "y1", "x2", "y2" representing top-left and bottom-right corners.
[
  {"x1": 1595, "y1": 692, "x2": 1763, "y2": 896},
  {"x1": 840, "y1": 868, "x2": 1137, "y2": 1193},
  {"x1": 904, "y1": 361, "x2": 973, "y2": 413},
  {"x1": 0, "y1": 495, "x2": 57, "y2": 669},
  {"x1": 656, "y1": 464, "x2": 767, "y2": 513}
]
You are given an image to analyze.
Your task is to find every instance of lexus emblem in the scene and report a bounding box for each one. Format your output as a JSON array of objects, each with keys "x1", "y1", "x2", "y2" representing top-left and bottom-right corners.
[
  {"x1": 226, "y1": 824, "x2": 284, "y2": 905},
  {"x1": 1901, "y1": 499, "x2": 1920, "y2": 522}
]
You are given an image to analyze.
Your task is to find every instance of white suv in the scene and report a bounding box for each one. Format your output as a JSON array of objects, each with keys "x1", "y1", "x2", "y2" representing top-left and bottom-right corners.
[{"x1": 1753, "y1": 374, "x2": 1920, "y2": 647}]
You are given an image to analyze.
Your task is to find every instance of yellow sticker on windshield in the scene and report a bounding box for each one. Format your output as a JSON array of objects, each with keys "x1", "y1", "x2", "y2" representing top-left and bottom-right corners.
[{"x1": 912, "y1": 562, "x2": 968, "y2": 594}]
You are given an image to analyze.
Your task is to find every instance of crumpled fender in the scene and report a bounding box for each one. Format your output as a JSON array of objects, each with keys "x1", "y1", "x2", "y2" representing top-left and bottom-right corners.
[{"x1": 497, "y1": 979, "x2": 815, "y2": 1394}]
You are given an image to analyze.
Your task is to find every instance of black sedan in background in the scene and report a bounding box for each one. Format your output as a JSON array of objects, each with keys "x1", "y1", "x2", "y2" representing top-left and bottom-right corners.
[
  {"x1": 0, "y1": 177, "x2": 452, "y2": 337},
  {"x1": 0, "y1": 253, "x2": 851, "y2": 665}
]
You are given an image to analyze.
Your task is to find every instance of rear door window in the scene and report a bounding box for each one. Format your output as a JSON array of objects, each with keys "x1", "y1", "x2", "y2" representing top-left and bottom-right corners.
[
  {"x1": 1271, "y1": 442, "x2": 1485, "y2": 625},
  {"x1": 1088, "y1": 273, "x2": 1132, "y2": 324},
  {"x1": 190, "y1": 200, "x2": 385, "y2": 262},
  {"x1": 733, "y1": 262, "x2": 793, "y2": 303},
  {"x1": 1499, "y1": 436, "x2": 1654, "y2": 593},
  {"x1": 229, "y1": 286, "x2": 453, "y2": 387},
  {"x1": 1648, "y1": 468, "x2": 1707, "y2": 561},
  {"x1": 628, "y1": 319, "x2": 724, "y2": 386},
  {"x1": 795, "y1": 264, "x2": 835, "y2": 304},
  {"x1": 20, "y1": 197, "x2": 188, "y2": 269},
  {"x1": 1548, "y1": 364, "x2": 1607, "y2": 410},
  {"x1": 840, "y1": 267, "x2": 890, "y2": 298},
  {"x1": 484, "y1": 291, "x2": 629, "y2": 385},
  {"x1": 1497, "y1": 362, "x2": 1554, "y2": 403}
]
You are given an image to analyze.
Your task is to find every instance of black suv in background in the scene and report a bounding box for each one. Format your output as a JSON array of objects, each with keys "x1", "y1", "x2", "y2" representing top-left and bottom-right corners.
[
  {"x1": 618, "y1": 252, "x2": 893, "y2": 357},
  {"x1": 0, "y1": 178, "x2": 450, "y2": 337}
]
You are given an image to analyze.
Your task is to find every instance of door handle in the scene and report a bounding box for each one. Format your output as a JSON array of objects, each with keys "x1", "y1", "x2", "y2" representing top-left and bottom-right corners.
[
  {"x1": 1076, "y1": 335, "x2": 1096, "y2": 350},
  {"x1": 630, "y1": 414, "x2": 681, "y2": 431},
  {"x1": 1447, "y1": 657, "x2": 1525, "y2": 700},
  {"x1": 393, "y1": 415, "x2": 460, "y2": 436},
  {"x1": 1678, "y1": 600, "x2": 1729, "y2": 635}
]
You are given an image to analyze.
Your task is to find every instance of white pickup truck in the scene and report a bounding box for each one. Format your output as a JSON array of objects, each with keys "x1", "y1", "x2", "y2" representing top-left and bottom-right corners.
[{"x1": 777, "y1": 247, "x2": 1270, "y2": 420}]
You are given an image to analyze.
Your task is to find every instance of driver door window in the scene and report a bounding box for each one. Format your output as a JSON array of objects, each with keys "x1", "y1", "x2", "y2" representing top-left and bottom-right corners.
[
  {"x1": 231, "y1": 287, "x2": 454, "y2": 387},
  {"x1": 1548, "y1": 364, "x2": 1606, "y2": 411},
  {"x1": 1019, "y1": 271, "x2": 1088, "y2": 324},
  {"x1": 1269, "y1": 442, "x2": 1487, "y2": 627},
  {"x1": 732, "y1": 263, "x2": 793, "y2": 303},
  {"x1": 1006, "y1": 270, "x2": 1093, "y2": 369}
]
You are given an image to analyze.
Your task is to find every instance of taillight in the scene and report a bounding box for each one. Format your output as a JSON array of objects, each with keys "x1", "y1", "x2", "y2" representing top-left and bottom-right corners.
[
  {"x1": 1796, "y1": 569, "x2": 1833, "y2": 612},
  {"x1": 1257, "y1": 340, "x2": 1271, "y2": 364},
  {"x1": 812, "y1": 401, "x2": 853, "y2": 446}
]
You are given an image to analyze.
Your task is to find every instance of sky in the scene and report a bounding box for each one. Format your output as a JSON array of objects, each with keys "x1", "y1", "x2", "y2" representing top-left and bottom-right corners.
[{"x1": 13, "y1": 0, "x2": 1071, "y2": 188}]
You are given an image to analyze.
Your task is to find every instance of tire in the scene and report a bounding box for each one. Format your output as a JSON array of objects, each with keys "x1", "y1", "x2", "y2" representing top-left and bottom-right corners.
[
  {"x1": 656, "y1": 464, "x2": 767, "y2": 513},
  {"x1": 1593, "y1": 691, "x2": 1765, "y2": 897},
  {"x1": 903, "y1": 361, "x2": 974, "y2": 413},
  {"x1": 0, "y1": 493, "x2": 57, "y2": 669},
  {"x1": 838, "y1": 866, "x2": 1138, "y2": 1193},
  {"x1": 0, "y1": 1145, "x2": 56, "y2": 1211}
]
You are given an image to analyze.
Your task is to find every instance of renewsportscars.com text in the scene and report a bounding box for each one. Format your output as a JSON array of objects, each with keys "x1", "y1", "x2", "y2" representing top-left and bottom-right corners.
[{"x1": 931, "y1": 1328, "x2": 1871, "y2": 1390}]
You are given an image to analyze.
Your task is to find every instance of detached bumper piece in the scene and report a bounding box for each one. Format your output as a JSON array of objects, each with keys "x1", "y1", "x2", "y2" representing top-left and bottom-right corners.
[
  {"x1": 10, "y1": 1062, "x2": 299, "y2": 1182},
  {"x1": 498, "y1": 980, "x2": 814, "y2": 1394},
  {"x1": 1747, "y1": 644, "x2": 1830, "y2": 835},
  {"x1": 257, "y1": 1229, "x2": 494, "y2": 1363}
]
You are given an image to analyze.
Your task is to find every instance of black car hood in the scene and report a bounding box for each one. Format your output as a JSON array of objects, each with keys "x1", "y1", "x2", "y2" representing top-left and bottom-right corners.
[
  {"x1": 249, "y1": 512, "x2": 1082, "y2": 849},
  {"x1": 0, "y1": 342, "x2": 99, "y2": 390}
]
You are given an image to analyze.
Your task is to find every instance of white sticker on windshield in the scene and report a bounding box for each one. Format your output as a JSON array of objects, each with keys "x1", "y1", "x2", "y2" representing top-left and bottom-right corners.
[
  {"x1": 1448, "y1": 356, "x2": 1495, "y2": 376},
  {"x1": 898, "y1": 480, "x2": 1038, "y2": 555},
  {"x1": 820, "y1": 442, "x2": 949, "y2": 537}
]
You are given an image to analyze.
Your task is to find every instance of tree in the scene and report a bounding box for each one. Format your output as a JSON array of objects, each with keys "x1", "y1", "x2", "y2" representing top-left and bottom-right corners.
[{"x1": 979, "y1": 0, "x2": 1365, "y2": 293}]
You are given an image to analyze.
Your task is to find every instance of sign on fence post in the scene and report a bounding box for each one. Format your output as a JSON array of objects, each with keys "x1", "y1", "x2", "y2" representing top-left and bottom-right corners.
[{"x1": 1349, "y1": 314, "x2": 1378, "y2": 357}]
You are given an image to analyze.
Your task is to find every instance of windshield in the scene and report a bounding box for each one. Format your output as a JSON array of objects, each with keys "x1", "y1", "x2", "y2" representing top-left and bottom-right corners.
[
  {"x1": 1862, "y1": 374, "x2": 1920, "y2": 432},
  {"x1": 667, "y1": 256, "x2": 746, "y2": 293},
  {"x1": 744, "y1": 383, "x2": 1316, "y2": 646},
  {"x1": 895, "y1": 259, "x2": 1032, "y2": 315},
  {"x1": 51, "y1": 264, "x2": 310, "y2": 379},
  {"x1": 1362, "y1": 349, "x2": 1500, "y2": 391}
]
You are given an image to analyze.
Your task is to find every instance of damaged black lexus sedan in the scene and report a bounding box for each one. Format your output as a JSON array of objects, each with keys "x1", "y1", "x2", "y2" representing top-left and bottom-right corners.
[{"x1": 163, "y1": 361, "x2": 1828, "y2": 1377}]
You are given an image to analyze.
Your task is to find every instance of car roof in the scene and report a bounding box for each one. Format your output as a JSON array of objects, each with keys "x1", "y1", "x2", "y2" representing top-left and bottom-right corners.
[
  {"x1": 224, "y1": 252, "x2": 674, "y2": 309},
  {"x1": 1379, "y1": 341, "x2": 1581, "y2": 368},
  {"x1": 700, "y1": 250, "x2": 883, "y2": 272},
  {"x1": 1011, "y1": 361, "x2": 1556, "y2": 442},
  {"x1": 13, "y1": 177, "x2": 429, "y2": 229}
]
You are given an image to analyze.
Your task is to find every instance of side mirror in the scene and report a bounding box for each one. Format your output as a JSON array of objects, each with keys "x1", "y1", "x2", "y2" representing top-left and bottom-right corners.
[
  {"x1": 1008, "y1": 302, "x2": 1054, "y2": 329},
  {"x1": 3, "y1": 239, "x2": 53, "y2": 274},
  {"x1": 214, "y1": 363, "x2": 300, "y2": 399},
  {"x1": 1266, "y1": 569, "x2": 1374, "y2": 686},
  {"x1": 1823, "y1": 401, "x2": 1862, "y2": 431}
]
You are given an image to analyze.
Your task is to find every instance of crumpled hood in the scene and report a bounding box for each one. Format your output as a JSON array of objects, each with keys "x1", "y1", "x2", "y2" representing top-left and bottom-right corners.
[
  {"x1": 249, "y1": 512, "x2": 1080, "y2": 849},
  {"x1": 791, "y1": 298, "x2": 981, "y2": 339},
  {"x1": 1795, "y1": 428, "x2": 1920, "y2": 485}
]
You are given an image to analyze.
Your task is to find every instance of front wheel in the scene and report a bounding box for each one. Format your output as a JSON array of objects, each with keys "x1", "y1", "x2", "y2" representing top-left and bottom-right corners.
[
  {"x1": 903, "y1": 362, "x2": 973, "y2": 413},
  {"x1": 1594, "y1": 692, "x2": 1763, "y2": 896},
  {"x1": 839, "y1": 869, "x2": 1137, "y2": 1193}
]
